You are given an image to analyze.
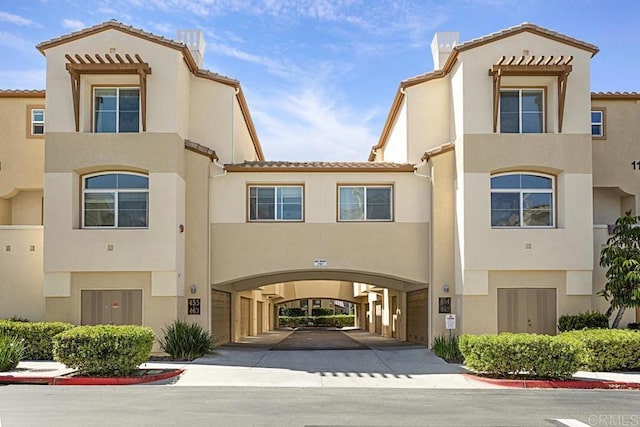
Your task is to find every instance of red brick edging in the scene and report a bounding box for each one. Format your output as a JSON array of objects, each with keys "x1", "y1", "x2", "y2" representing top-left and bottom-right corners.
[{"x1": 464, "y1": 373, "x2": 640, "y2": 390}]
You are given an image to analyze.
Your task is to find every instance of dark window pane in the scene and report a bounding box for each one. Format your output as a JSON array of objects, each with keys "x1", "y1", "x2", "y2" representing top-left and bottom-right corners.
[
  {"x1": 500, "y1": 112, "x2": 520, "y2": 133},
  {"x1": 491, "y1": 192, "x2": 519, "y2": 210},
  {"x1": 118, "y1": 210, "x2": 147, "y2": 227},
  {"x1": 85, "y1": 174, "x2": 117, "y2": 189},
  {"x1": 366, "y1": 188, "x2": 391, "y2": 220},
  {"x1": 592, "y1": 124, "x2": 602, "y2": 136},
  {"x1": 118, "y1": 192, "x2": 148, "y2": 210},
  {"x1": 84, "y1": 192, "x2": 115, "y2": 210},
  {"x1": 33, "y1": 124, "x2": 44, "y2": 135},
  {"x1": 119, "y1": 89, "x2": 140, "y2": 111},
  {"x1": 522, "y1": 91, "x2": 543, "y2": 113},
  {"x1": 117, "y1": 174, "x2": 148, "y2": 189},
  {"x1": 280, "y1": 204, "x2": 302, "y2": 220},
  {"x1": 95, "y1": 111, "x2": 116, "y2": 133},
  {"x1": 521, "y1": 175, "x2": 552, "y2": 189},
  {"x1": 591, "y1": 111, "x2": 602, "y2": 123},
  {"x1": 119, "y1": 112, "x2": 139, "y2": 133},
  {"x1": 522, "y1": 112, "x2": 543, "y2": 133},
  {"x1": 491, "y1": 175, "x2": 521, "y2": 189},
  {"x1": 84, "y1": 210, "x2": 115, "y2": 227},
  {"x1": 500, "y1": 91, "x2": 519, "y2": 112},
  {"x1": 491, "y1": 209, "x2": 520, "y2": 227}
]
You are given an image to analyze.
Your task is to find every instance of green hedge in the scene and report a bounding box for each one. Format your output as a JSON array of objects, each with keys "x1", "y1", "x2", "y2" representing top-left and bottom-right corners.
[
  {"x1": 459, "y1": 333, "x2": 581, "y2": 379},
  {"x1": 53, "y1": 325, "x2": 155, "y2": 376},
  {"x1": 560, "y1": 329, "x2": 640, "y2": 371},
  {"x1": 0, "y1": 320, "x2": 75, "y2": 360},
  {"x1": 278, "y1": 315, "x2": 355, "y2": 328},
  {"x1": 558, "y1": 311, "x2": 609, "y2": 332}
]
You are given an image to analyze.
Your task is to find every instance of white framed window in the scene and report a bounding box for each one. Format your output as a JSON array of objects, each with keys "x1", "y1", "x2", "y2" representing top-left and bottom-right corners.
[
  {"x1": 591, "y1": 110, "x2": 605, "y2": 138},
  {"x1": 83, "y1": 172, "x2": 149, "y2": 228},
  {"x1": 500, "y1": 89, "x2": 544, "y2": 133},
  {"x1": 94, "y1": 88, "x2": 140, "y2": 133},
  {"x1": 338, "y1": 185, "x2": 393, "y2": 221},
  {"x1": 491, "y1": 173, "x2": 554, "y2": 228},
  {"x1": 248, "y1": 185, "x2": 303, "y2": 221},
  {"x1": 31, "y1": 108, "x2": 44, "y2": 135}
]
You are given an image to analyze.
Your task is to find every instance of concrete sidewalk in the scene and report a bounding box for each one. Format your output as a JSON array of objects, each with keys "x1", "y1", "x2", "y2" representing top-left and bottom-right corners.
[{"x1": 5, "y1": 329, "x2": 640, "y2": 388}]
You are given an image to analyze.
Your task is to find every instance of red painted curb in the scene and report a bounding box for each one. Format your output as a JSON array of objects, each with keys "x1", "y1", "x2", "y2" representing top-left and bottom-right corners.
[
  {"x1": 1, "y1": 369, "x2": 183, "y2": 386},
  {"x1": 52, "y1": 369, "x2": 184, "y2": 385},
  {"x1": 464, "y1": 374, "x2": 640, "y2": 390}
]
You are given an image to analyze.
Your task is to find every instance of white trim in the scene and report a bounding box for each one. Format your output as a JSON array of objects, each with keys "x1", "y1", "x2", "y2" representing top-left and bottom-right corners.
[
  {"x1": 93, "y1": 87, "x2": 140, "y2": 133},
  {"x1": 499, "y1": 88, "x2": 545, "y2": 133},
  {"x1": 337, "y1": 185, "x2": 394, "y2": 222},
  {"x1": 490, "y1": 172, "x2": 555, "y2": 228},
  {"x1": 248, "y1": 185, "x2": 304, "y2": 222}
]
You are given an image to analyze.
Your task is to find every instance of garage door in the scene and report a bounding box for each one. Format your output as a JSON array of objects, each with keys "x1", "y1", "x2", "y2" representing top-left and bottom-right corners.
[
  {"x1": 211, "y1": 290, "x2": 231, "y2": 345},
  {"x1": 374, "y1": 301, "x2": 382, "y2": 334},
  {"x1": 257, "y1": 301, "x2": 264, "y2": 334},
  {"x1": 498, "y1": 288, "x2": 557, "y2": 335},
  {"x1": 81, "y1": 290, "x2": 142, "y2": 326},
  {"x1": 240, "y1": 297, "x2": 251, "y2": 338},
  {"x1": 407, "y1": 289, "x2": 428, "y2": 344}
]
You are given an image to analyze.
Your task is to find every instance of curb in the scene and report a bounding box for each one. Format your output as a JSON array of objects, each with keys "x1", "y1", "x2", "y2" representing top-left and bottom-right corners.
[
  {"x1": 464, "y1": 374, "x2": 640, "y2": 390},
  {"x1": 0, "y1": 369, "x2": 183, "y2": 386}
]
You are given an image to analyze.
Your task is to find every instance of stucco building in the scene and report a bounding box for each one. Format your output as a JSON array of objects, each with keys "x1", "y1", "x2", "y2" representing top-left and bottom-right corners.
[{"x1": 1, "y1": 21, "x2": 638, "y2": 347}]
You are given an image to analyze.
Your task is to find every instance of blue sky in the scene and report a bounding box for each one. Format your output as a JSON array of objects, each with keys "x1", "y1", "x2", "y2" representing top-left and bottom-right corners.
[{"x1": 1, "y1": 0, "x2": 639, "y2": 161}]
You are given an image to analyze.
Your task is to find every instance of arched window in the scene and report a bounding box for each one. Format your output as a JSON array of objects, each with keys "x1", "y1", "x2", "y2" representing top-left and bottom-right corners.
[
  {"x1": 83, "y1": 172, "x2": 148, "y2": 228},
  {"x1": 491, "y1": 173, "x2": 554, "y2": 228}
]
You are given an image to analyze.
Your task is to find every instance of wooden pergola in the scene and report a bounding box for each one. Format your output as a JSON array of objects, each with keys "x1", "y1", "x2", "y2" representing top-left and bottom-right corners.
[
  {"x1": 65, "y1": 53, "x2": 152, "y2": 132},
  {"x1": 489, "y1": 55, "x2": 573, "y2": 133}
]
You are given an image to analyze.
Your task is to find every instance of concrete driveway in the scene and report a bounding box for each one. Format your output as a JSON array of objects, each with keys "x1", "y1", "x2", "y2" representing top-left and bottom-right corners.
[{"x1": 167, "y1": 328, "x2": 482, "y2": 388}]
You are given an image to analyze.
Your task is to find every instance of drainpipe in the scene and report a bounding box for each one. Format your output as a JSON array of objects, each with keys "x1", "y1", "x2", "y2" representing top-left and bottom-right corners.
[{"x1": 414, "y1": 160, "x2": 434, "y2": 348}]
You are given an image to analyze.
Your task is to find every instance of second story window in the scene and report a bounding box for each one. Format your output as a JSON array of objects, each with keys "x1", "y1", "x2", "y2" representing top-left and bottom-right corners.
[
  {"x1": 94, "y1": 88, "x2": 140, "y2": 133},
  {"x1": 338, "y1": 185, "x2": 392, "y2": 221},
  {"x1": 500, "y1": 89, "x2": 544, "y2": 133},
  {"x1": 591, "y1": 110, "x2": 605, "y2": 138},
  {"x1": 491, "y1": 173, "x2": 554, "y2": 228},
  {"x1": 83, "y1": 172, "x2": 149, "y2": 228},
  {"x1": 249, "y1": 185, "x2": 303, "y2": 221},
  {"x1": 31, "y1": 108, "x2": 45, "y2": 135}
]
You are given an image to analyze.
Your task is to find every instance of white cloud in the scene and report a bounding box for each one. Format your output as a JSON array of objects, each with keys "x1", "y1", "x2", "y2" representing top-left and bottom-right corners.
[
  {"x1": 0, "y1": 31, "x2": 37, "y2": 54},
  {"x1": 62, "y1": 19, "x2": 86, "y2": 31},
  {"x1": 251, "y1": 84, "x2": 379, "y2": 161},
  {"x1": 0, "y1": 11, "x2": 34, "y2": 26}
]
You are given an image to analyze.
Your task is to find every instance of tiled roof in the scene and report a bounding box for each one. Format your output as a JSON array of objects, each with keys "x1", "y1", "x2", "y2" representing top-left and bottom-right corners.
[
  {"x1": 592, "y1": 91, "x2": 640, "y2": 99},
  {"x1": 225, "y1": 161, "x2": 415, "y2": 172},
  {"x1": 454, "y1": 22, "x2": 599, "y2": 56},
  {"x1": 0, "y1": 89, "x2": 45, "y2": 97}
]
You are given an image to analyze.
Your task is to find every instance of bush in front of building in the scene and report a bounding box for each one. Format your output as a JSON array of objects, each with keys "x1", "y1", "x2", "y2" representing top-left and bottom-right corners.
[
  {"x1": 53, "y1": 325, "x2": 154, "y2": 376},
  {"x1": 432, "y1": 334, "x2": 464, "y2": 363},
  {"x1": 0, "y1": 320, "x2": 75, "y2": 360},
  {"x1": 279, "y1": 307, "x2": 306, "y2": 317},
  {"x1": 560, "y1": 329, "x2": 640, "y2": 372},
  {"x1": 628, "y1": 323, "x2": 640, "y2": 330},
  {"x1": 311, "y1": 308, "x2": 334, "y2": 316},
  {"x1": 278, "y1": 315, "x2": 355, "y2": 328},
  {"x1": 557, "y1": 311, "x2": 610, "y2": 332},
  {"x1": 459, "y1": 333, "x2": 581, "y2": 379},
  {"x1": 0, "y1": 335, "x2": 26, "y2": 371},
  {"x1": 158, "y1": 319, "x2": 215, "y2": 361}
]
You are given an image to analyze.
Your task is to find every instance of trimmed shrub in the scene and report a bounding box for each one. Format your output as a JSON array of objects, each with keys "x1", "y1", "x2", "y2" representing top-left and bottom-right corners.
[
  {"x1": 628, "y1": 323, "x2": 640, "y2": 330},
  {"x1": 278, "y1": 315, "x2": 355, "y2": 328},
  {"x1": 312, "y1": 308, "x2": 334, "y2": 316},
  {"x1": 558, "y1": 311, "x2": 609, "y2": 332},
  {"x1": 279, "y1": 307, "x2": 306, "y2": 317},
  {"x1": 0, "y1": 335, "x2": 26, "y2": 371},
  {"x1": 53, "y1": 325, "x2": 154, "y2": 376},
  {"x1": 0, "y1": 320, "x2": 75, "y2": 360},
  {"x1": 459, "y1": 333, "x2": 581, "y2": 379},
  {"x1": 560, "y1": 329, "x2": 640, "y2": 371},
  {"x1": 158, "y1": 320, "x2": 215, "y2": 360},
  {"x1": 432, "y1": 334, "x2": 464, "y2": 363}
]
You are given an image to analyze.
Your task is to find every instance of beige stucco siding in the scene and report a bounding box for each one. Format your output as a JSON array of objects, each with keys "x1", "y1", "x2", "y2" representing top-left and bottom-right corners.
[
  {"x1": 0, "y1": 227, "x2": 44, "y2": 320},
  {"x1": 382, "y1": 99, "x2": 408, "y2": 162},
  {"x1": 43, "y1": 29, "x2": 187, "y2": 134},
  {"x1": 0, "y1": 97, "x2": 45, "y2": 199},
  {"x1": 457, "y1": 32, "x2": 592, "y2": 135}
]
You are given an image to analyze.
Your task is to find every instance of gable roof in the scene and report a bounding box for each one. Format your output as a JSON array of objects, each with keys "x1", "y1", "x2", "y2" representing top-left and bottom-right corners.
[
  {"x1": 36, "y1": 20, "x2": 264, "y2": 161},
  {"x1": 369, "y1": 23, "x2": 599, "y2": 160}
]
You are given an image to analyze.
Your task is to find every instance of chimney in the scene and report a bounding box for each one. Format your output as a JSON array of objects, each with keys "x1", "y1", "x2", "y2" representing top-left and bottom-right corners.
[
  {"x1": 177, "y1": 29, "x2": 206, "y2": 68},
  {"x1": 430, "y1": 32, "x2": 459, "y2": 70}
]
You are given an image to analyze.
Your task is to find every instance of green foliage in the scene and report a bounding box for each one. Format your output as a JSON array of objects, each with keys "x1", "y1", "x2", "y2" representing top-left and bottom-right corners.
[
  {"x1": 599, "y1": 213, "x2": 640, "y2": 327},
  {"x1": 279, "y1": 307, "x2": 306, "y2": 317},
  {"x1": 558, "y1": 311, "x2": 609, "y2": 331},
  {"x1": 628, "y1": 323, "x2": 640, "y2": 330},
  {"x1": 0, "y1": 320, "x2": 75, "y2": 360},
  {"x1": 311, "y1": 308, "x2": 334, "y2": 316},
  {"x1": 158, "y1": 320, "x2": 215, "y2": 360},
  {"x1": 278, "y1": 315, "x2": 355, "y2": 328},
  {"x1": 1, "y1": 316, "x2": 30, "y2": 323},
  {"x1": 432, "y1": 334, "x2": 464, "y2": 363},
  {"x1": 560, "y1": 329, "x2": 640, "y2": 371},
  {"x1": 0, "y1": 335, "x2": 26, "y2": 371},
  {"x1": 459, "y1": 333, "x2": 581, "y2": 379},
  {"x1": 53, "y1": 325, "x2": 154, "y2": 376}
]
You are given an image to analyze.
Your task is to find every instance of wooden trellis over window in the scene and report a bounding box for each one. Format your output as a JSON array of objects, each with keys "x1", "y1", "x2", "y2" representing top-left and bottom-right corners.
[
  {"x1": 489, "y1": 55, "x2": 573, "y2": 133},
  {"x1": 65, "y1": 53, "x2": 152, "y2": 131}
]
